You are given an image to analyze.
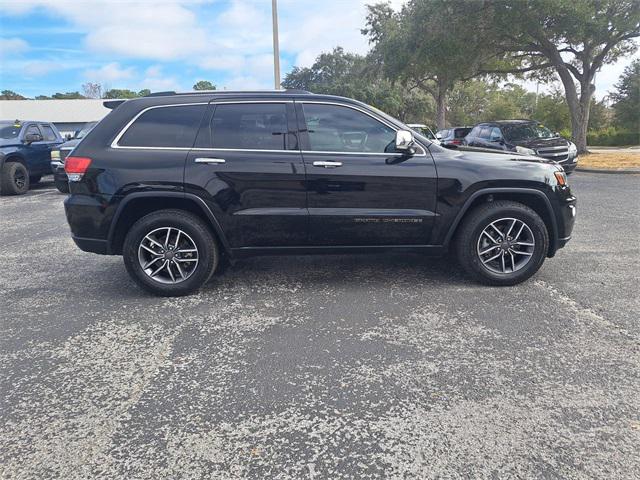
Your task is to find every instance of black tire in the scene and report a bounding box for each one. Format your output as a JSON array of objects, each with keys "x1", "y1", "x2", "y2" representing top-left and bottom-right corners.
[
  {"x1": 54, "y1": 179, "x2": 70, "y2": 193},
  {"x1": 0, "y1": 162, "x2": 30, "y2": 195},
  {"x1": 455, "y1": 200, "x2": 549, "y2": 286},
  {"x1": 30, "y1": 174, "x2": 42, "y2": 184},
  {"x1": 123, "y1": 209, "x2": 219, "y2": 296}
]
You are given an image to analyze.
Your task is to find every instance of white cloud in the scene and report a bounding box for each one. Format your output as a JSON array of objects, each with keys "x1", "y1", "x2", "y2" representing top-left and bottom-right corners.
[
  {"x1": 0, "y1": 37, "x2": 29, "y2": 58},
  {"x1": 23, "y1": 60, "x2": 59, "y2": 76},
  {"x1": 84, "y1": 62, "x2": 135, "y2": 83},
  {"x1": 3, "y1": 0, "x2": 634, "y2": 95}
]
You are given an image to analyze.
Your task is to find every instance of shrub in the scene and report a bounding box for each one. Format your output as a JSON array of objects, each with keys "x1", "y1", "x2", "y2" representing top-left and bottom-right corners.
[{"x1": 587, "y1": 128, "x2": 639, "y2": 146}]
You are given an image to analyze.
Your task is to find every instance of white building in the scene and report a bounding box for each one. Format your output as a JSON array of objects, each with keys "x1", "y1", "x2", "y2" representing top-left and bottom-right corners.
[{"x1": 0, "y1": 99, "x2": 113, "y2": 138}]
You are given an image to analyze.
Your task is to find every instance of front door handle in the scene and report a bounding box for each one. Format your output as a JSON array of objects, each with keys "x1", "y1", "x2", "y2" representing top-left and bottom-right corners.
[
  {"x1": 313, "y1": 161, "x2": 342, "y2": 168},
  {"x1": 195, "y1": 157, "x2": 226, "y2": 164}
]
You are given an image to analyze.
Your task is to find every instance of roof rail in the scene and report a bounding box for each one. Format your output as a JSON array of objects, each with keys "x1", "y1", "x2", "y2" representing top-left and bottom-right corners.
[{"x1": 144, "y1": 89, "x2": 311, "y2": 97}]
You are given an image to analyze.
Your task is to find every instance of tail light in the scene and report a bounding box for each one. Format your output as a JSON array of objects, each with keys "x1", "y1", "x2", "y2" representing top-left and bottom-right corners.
[
  {"x1": 450, "y1": 139, "x2": 462, "y2": 145},
  {"x1": 64, "y1": 156, "x2": 92, "y2": 181}
]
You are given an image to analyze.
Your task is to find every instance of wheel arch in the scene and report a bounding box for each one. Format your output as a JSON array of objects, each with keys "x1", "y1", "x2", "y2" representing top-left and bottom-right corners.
[
  {"x1": 444, "y1": 188, "x2": 559, "y2": 257},
  {"x1": 107, "y1": 192, "x2": 231, "y2": 256},
  {"x1": 1, "y1": 153, "x2": 26, "y2": 168}
]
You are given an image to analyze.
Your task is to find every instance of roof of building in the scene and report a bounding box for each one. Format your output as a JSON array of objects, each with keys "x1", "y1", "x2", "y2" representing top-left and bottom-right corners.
[{"x1": 0, "y1": 99, "x2": 112, "y2": 123}]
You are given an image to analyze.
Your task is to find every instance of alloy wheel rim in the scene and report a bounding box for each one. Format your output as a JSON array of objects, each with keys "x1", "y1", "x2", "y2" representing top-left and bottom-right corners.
[
  {"x1": 476, "y1": 217, "x2": 535, "y2": 274},
  {"x1": 14, "y1": 170, "x2": 26, "y2": 189},
  {"x1": 137, "y1": 227, "x2": 199, "y2": 284}
]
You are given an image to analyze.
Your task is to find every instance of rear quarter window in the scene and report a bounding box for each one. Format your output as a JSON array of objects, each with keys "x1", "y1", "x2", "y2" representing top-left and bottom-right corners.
[{"x1": 118, "y1": 104, "x2": 206, "y2": 148}]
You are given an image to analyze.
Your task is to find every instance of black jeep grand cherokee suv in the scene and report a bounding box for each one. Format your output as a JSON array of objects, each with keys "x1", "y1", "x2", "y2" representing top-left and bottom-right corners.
[{"x1": 64, "y1": 91, "x2": 576, "y2": 296}]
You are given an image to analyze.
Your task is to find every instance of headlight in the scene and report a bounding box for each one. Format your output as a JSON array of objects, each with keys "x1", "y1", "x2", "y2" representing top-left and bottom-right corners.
[
  {"x1": 515, "y1": 146, "x2": 536, "y2": 155},
  {"x1": 51, "y1": 150, "x2": 60, "y2": 160},
  {"x1": 568, "y1": 142, "x2": 577, "y2": 154}
]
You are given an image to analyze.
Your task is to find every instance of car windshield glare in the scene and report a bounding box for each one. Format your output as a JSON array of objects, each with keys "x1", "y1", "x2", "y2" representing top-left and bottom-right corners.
[
  {"x1": 0, "y1": 124, "x2": 21, "y2": 140},
  {"x1": 504, "y1": 124, "x2": 554, "y2": 142}
]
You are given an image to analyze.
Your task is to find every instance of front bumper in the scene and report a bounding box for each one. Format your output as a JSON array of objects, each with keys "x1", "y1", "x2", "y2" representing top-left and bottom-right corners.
[{"x1": 551, "y1": 190, "x2": 576, "y2": 255}]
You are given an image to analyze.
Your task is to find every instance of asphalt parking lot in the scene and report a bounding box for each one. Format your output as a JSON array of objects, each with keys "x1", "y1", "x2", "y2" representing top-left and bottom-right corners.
[{"x1": 1, "y1": 172, "x2": 639, "y2": 479}]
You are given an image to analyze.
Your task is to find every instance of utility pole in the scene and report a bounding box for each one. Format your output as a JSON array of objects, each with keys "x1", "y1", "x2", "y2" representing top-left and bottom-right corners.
[{"x1": 272, "y1": 0, "x2": 281, "y2": 89}]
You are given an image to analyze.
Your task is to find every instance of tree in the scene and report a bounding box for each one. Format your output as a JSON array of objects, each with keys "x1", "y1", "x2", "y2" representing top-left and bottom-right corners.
[
  {"x1": 193, "y1": 80, "x2": 216, "y2": 91},
  {"x1": 282, "y1": 47, "x2": 434, "y2": 122},
  {"x1": 51, "y1": 92, "x2": 85, "y2": 99},
  {"x1": 489, "y1": 0, "x2": 640, "y2": 153},
  {"x1": 138, "y1": 89, "x2": 151, "y2": 97},
  {"x1": 363, "y1": 1, "x2": 504, "y2": 129},
  {"x1": 103, "y1": 89, "x2": 139, "y2": 99},
  {"x1": 611, "y1": 59, "x2": 640, "y2": 131},
  {"x1": 82, "y1": 82, "x2": 103, "y2": 99},
  {"x1": 0, "y1": 90, "x2": 26, "y2": 100}
]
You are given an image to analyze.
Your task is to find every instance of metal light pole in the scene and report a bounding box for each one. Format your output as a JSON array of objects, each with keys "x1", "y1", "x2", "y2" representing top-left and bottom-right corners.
[{"x1": 272, "y1": 0, "x2": 281, "y2": 89}]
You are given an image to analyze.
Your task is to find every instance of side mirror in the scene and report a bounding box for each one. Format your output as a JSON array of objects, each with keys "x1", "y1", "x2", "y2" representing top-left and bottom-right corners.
[
  {"x1": 25, "y1": 133, "x2": 43, "y2": 143},
  {"x1": 395, "y1": 130, "x2": 416, "y2": 153}
]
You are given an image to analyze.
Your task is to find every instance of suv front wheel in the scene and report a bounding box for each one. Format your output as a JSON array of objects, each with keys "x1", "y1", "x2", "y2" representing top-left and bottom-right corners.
[
  {"x1": 123, "y1": 209, "x2": 219, "y2": 296},
  {"x1": 455, "y1": 200, "x2": 549, "y2": 286}
]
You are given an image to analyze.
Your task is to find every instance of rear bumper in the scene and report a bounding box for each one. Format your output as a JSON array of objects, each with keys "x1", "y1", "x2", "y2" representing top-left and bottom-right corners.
[
  {"x1": 64, "y1": 194, "x2": 116, "y2": 255},
  {"x1": 71, "y1": 236, "x2": 108, "y2": 254}
]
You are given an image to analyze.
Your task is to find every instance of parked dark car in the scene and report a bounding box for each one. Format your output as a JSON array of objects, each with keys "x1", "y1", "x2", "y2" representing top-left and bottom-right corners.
[
  {"x1": 463, "y1": 120, "x2": 579, "y2": 173},
  {"x1": 51, "y1": 121, "x2": 98, "y2": 193},
  {"x1": 435, "y1": 127, "x2": 472, "y2": 147},
  {"x1": 0, "y1": 120, "x2": 64, "y2": 195},
  {"x1": 64, "y1": 91, "x2": 576, "y2": 296}
]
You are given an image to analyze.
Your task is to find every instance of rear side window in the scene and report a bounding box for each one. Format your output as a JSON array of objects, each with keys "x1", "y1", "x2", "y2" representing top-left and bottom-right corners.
[
  {"x1": 207, "y1": 103, "x2": 288, "y2": 150},
  {"x1": 40, "y1": 124, "x2": 57, "y2": 141},
  {"x1": 118, "y1": 105, "x2": 206, "y2": 148}
]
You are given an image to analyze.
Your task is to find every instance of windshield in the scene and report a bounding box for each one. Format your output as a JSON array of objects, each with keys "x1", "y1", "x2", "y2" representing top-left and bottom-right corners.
[
  {"x1": 503, "y1": 123, "x2": 555, "y2": 142},
  {"x1": 0, "y1": 123, "x2": 21, "y2": 140},
  {"x1": 74, "y1": 122, "x2": 97, "y2": 139}
]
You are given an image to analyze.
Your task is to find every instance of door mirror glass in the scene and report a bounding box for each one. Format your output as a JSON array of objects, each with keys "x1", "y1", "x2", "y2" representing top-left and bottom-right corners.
[
  {"x1": 395, "y1": 130, "x2": 415, "y2": 152},
  {"x1": 25, "y1": 133, "x2": 43, "y2": 143}
]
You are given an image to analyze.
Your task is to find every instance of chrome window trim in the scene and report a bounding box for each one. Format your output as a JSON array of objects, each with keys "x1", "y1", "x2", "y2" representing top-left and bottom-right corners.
[
  {"x1": 111, "y1": 102, "x2": 208, "y2": 149},
  {"x1": 110, "y1": 99, "x2": 428, "y2": 156},
  {"x1": 298, "y1": 100, "x2": 427, "y2": 156}
]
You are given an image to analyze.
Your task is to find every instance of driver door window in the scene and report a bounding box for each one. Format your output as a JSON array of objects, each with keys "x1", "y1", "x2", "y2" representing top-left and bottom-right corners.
[
  {"x1": 25, "y1": 124, "x2": 41, "y2": 140},
  {"x1": 489, "y1": 127, "x2": 502, "y2": 142},
  {"x1": 302, "y1": 103, "x2": 397, "y2": 153}
]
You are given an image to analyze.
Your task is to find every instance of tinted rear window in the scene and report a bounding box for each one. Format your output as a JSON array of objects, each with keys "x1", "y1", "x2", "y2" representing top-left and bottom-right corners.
[
  {"x1": 118, "y1": 105, "x2": 206, "y2": 148},
  {"x1": 208, "y1": 103, "x2": 288, "y2": 150}
]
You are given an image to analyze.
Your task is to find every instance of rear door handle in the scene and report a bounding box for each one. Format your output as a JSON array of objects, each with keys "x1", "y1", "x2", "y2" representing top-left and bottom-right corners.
[
  {"x1": 195, "y1": 157, "x2": 226, "y2": 164},
  {"x1": 313, "y1": 161, "x2": 342, "y2": 168}
]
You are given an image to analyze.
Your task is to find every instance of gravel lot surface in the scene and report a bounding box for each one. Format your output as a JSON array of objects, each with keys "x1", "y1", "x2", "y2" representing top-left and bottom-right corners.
[{"x1": 1, "y1": 172, "x2": 639, "y2": 479}]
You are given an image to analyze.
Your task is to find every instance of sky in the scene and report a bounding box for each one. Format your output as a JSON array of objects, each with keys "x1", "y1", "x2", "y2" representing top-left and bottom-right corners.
[{"x1": 0, "y1": 0, "x2": 637, "y2": 99}]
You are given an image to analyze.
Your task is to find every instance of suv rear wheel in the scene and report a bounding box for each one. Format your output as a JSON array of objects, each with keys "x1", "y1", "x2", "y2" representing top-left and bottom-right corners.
[
  {"x1": 123, "y1": 209, "x2": 219, "y2": 296},
  {"x1": 455, "y1": 200, "x2": 549, "y2": 286},
  {"x1": 1, "y1": 162, "x2": 30, "y2": 195}
]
